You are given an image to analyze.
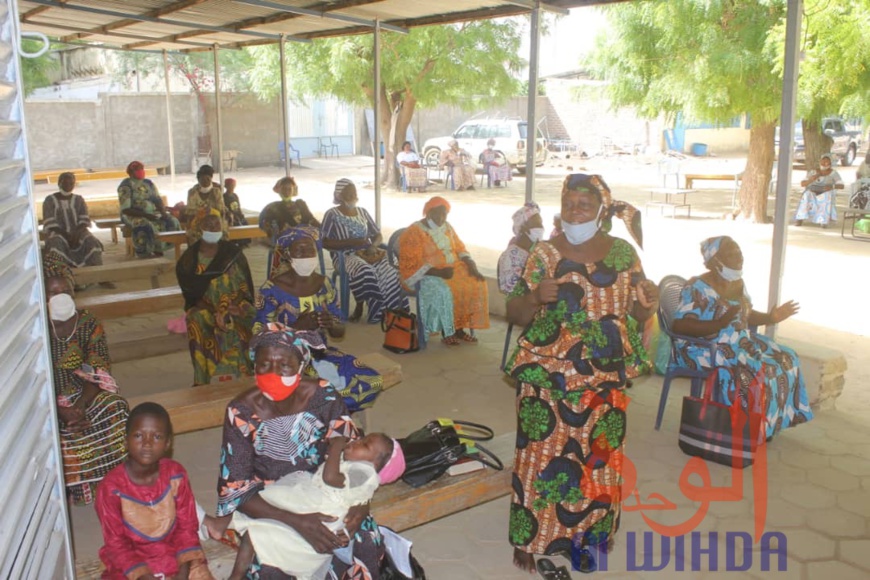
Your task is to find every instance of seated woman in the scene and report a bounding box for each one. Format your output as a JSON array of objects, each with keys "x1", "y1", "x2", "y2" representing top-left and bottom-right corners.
[
  {"x1": 671, "y1": 236, "x2": 813, "y2": 440},
  {"x1": 185, "y1": 164, "x2": 227, "y2": 241},
  {"x1": 497, "y1": 202, "x2": 544, "y2": 295},
  {"x1": 321, "y1": 178, "x2": 409, "y2": 324},
  {"x1": 439, "y1": 139, "x2": 476, "y2": 191},
  {"x1": 254, "y1": 227, "x2": 383, "y2": 412},
  {"x1": 43, "y1": 254, "x2": 128, "y2": 505},
  {"x1": 398, "y1": 196, "x2": 489, "y2": 346},
  {"x1": 216, "y1": 324, "x2": 383, "y2": 579},
  {"x1": 259, "y1": 176, "x2": 320, "y2": 243},
  {"x1": 794, "y1": 153, "x2": 844, "y2": 228},
  {"x1": 118, "y1": 160, "x2": 181, "y2": 258},
  {"x1": 42, "y1": 172, "x2": 106, "y2": 275},
  {"x1": 223, "y1": 178, "x2": 249, "y2": 228},
  {"x1": 480, "y1": 138, "x2": 512, "y2": 187},
  {"x1": 176, "y1": 213, "x2": 256, "y2": 386},
  {"x1": 396, "y1": 141, "x2": 428, "y2": 192},
  {"x1": 856, "y1": 150, "x2": 870, "y2": 181}
]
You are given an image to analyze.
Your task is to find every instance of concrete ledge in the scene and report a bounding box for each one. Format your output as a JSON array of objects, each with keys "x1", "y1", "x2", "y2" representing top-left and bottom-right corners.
[{"x1": 776, "y1": 338, "x2": 846, "y2": 411}]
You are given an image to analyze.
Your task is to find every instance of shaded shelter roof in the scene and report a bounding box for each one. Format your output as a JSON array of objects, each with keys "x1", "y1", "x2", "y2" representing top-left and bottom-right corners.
[{"x1": 18, "y1": 0, "x2": 631, "y2": 53}]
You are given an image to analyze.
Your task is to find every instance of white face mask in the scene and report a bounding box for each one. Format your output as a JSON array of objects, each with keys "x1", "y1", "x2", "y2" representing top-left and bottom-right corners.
[
  {"x1": 562, "y1": 207, "x2": 604, "y2": 246},
  {"x1": 427, "y1": 218, "x2": 446, "y2": 232},
  {"x1": 49, "y1": 293, "x2": 77, "y2": 322},
  {"x1": 292, "y1": 257, "x2": 319, "y2": 277},
  {"x1": 526, "y1": 227, "x2": 545, "y2": 243},
  {"x1": 198, "y1": 184, "x2": 213, "y2": 193},
  {"x1": 344, "y1": 201, "x2": 357, "y2": 209},
  {"x1": 717, "y1": 260, "x2": 743, "y2": 282},
  {"x1": 201, "y1": 230, "x2": 223, "y2": 244}
]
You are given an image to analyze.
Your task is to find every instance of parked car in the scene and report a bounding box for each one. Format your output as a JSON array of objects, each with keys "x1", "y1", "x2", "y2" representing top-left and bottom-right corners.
[
  {"x1": 421, "y1": 118, "x2": 548, "y2": 174},
  {"x1": 776, "y1": 117, "x2": 862, "y2": 166}
]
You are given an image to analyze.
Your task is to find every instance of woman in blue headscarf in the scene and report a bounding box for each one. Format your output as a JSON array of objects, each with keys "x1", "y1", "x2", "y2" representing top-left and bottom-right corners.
[{"x1": 671, "y1": 236, "x2": 813, "y2": 439}]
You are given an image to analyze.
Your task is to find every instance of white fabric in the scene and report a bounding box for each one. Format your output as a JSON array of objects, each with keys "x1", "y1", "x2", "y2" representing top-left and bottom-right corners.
[{"x1": 231, "y1": 461, "x2": 380, "y2": 580}]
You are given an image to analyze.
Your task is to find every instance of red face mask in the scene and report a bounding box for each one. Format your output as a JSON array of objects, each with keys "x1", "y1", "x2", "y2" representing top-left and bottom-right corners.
[
  {"x1": 255, "y1": 372, "x2": 302, "y2": 401},
  {"x1": 132, "y1": 169, "x2": 146, "y2": 180}
]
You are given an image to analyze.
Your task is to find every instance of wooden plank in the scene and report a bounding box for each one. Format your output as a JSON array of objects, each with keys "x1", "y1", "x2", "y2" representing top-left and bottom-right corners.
[
  {"x1": 111, "y1": 327, "x2": 188, "y2": 363},
  {"x1": 36, "y1": 195, "x2": 168, "y2": 221},
  {"x1": 79, "y1": 286, "x2": 182, "y2": 320},
  {"x1": 128, "y1": 352, "x2": 402, "y2": 435},
  {"x1": 684, "y1": 173, "x2": 740, "y2": 189},
  {"x1": 74, "y1": 257, "x2": 172, "y2": 288},
  {"x1": 157, "y1": 230, "x2": 187, "y2": 261},
  {"x1": 228, "y1": 224, "x2": 267, "y2": 240},
  {"x1": 160, "y1": 226, "x2": 269, "y2": 260}
]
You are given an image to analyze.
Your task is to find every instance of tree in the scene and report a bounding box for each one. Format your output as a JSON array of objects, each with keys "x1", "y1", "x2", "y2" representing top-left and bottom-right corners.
[
  {"x1": 589, "y1": 1, "x2": 786, "y2": 222},
  {"x1": 19, "y1": 40, "x2": 59, "y2": 96},
  {"x1": 247, "y1": 20, "x2": 525, "y2": 186}
]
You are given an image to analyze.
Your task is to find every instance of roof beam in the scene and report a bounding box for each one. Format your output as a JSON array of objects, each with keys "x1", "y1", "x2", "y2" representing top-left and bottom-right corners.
[
  {"x1": 59, "y1": 0, "x2": 211, "y2": 42},
  {"x1": 501, "y1": 0, "x2": 570, "y2": 15},
  {"x1": 122, "y1": 29, "x2": 220, "y2": 50},
  {"x1": 28, "y1": 20, "x2": 216, "y2": 48},
  {"x1": 232, "y1": 0, "x2": 408, "y2": 34},
  {"x1": 24, "y1": 0, "x2": 291, "y2": 41}
]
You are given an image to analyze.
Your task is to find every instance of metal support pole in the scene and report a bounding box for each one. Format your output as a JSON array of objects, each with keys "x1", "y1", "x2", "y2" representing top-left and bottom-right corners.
[
  {"x1": 373, "y1": 19, "x2": 382, "y2": 227},
  {"x1": 162, "y1": 50, "x2": 176, "y2": 185},
  {"x1": 524, "y1": 2, "x2": 542, "y2": 204},
  {"x1": 767, "y1": 0, "x2": 803, "y2": 340},
  {"x1": 279, "y1": 34, "x2": 291, "y2": 176},
  {"x1": 213, "y1": 44, "x2": 225, "y2": 187}
]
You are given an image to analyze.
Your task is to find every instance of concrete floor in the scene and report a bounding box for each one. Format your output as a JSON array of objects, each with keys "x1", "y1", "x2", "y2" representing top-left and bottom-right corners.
[{"x1": 65, "y1": 153, "x2": 870, "y2": 578}]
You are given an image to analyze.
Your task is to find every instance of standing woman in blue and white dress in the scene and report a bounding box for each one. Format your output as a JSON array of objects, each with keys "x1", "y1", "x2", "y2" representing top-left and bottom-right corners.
[{"x1": 321, "y1": 179, "x2": 409, "y2": 323}]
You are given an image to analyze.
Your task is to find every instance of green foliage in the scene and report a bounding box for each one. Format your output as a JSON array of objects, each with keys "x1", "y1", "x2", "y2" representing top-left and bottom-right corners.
[
  {"x1": 112, "y1": 50, "x2": 254, "y2": 94},
  {"x1": 20, "y1": 40, "x2": 59, "y2": 96}
]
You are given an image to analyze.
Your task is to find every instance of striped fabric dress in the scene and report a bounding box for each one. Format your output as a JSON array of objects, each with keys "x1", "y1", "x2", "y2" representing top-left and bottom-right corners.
[
  {"x1": 42, "y1": 192, "x2": 104, "y2": 268},
  {"x1": 321, "y1": 206, "x2": 409, "y2": 323}
]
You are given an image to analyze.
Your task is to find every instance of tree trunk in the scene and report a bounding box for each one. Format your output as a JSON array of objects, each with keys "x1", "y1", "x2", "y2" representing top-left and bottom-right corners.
[
  {"x1": 379, "y1": 90, "x2": 417, "y2": 188},
  {"x1": 735, "y1": 121, "x2": 776, "y2": 222},
  {"x1": 802, "y1": 118, "x2": 832, "y2": 171}
]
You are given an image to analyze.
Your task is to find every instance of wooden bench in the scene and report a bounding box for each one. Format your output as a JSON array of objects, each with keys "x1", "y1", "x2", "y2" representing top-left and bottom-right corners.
[
  {"x1": 127, "y1": 352, "x2": 403, "y2": 435},
  {"x1": 159, "y1": 225, "x2": 268, "y2": 260},
  {"x1": 33, "y1": 166, "x2": 160, "y2": 185},
  {"x1": 79, "y1": 286, "x2": 182, "y2": 320},
  {"x1": 646, "y1": 187, "x2": 697, "y2": 218},
  {"x1": 111, "y1": 326, "x2": 189, "y2": 363},
  {"x1": 684, "y1": 172, "x2": 743, "y2": 209},
  {"x1": 94, "y1": 218, "x2": 124, "y2": 244},
  {"x1": 74, "y1": 257, "x2": 173, "y2": 289}
]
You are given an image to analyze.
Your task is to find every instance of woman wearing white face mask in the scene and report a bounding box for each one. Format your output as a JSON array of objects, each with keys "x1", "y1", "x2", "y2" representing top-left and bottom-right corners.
[
  {"x1": 176, "y1": 212, "x2": 256, "y2": 385},
  {"x1": 498, "y1": 202, "x2": 545, "y2": 294},
  {"x1": 43, "y1": 253, "x2": 128, "y2": 505},
  {"x1": 255, "y1": 228, "x2": 384, "y2": 413},
  {"x1": 321, "y1": 178, "x2": 409, "y2": 323},
  {"x1": 184, "y1": 164, "x2": 227, "y2": 242},
  {"x1": 505, "y1": 174, "x2": 657, "y2": 575},
  {"x1": 671, "y1": 236, "x2": 813, "y2": 441}
]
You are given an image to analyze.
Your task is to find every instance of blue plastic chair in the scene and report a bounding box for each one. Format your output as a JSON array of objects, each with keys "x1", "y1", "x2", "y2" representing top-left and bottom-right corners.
[
  {"x1": 278, "y1": 140, "x2": 301, "y2": 167},
  {"x1": 387, "y1": 227, "x2": 427, "y2": 349},
  {"x1": 655, "y1": 274, "x2": 717, "y2": 430}
]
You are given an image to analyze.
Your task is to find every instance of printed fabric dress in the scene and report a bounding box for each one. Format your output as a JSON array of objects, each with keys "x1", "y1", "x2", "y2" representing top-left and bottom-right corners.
[
  {"x1": 49, "y1": 310, "x2": 129, "y2": 505},
  {"x1": 254, "y1": 278, "x2": 383, "y2": 412},
  {"x1": 439, "y1": 149, "x2": 476, "y2": 189},
  {"x1": 118, "y1": 178, "x2": 181, "y2": 257},
  {"x1": 506, "y1": 238, "x2": 650, "y2": 556},
  {"x1": 794, "y1": 169, "x2": 842, "y2": 226},
  {"x1": 672, "y1": 277, "x2": 814, "y2": 438},
  {"x1": 224, "y1": 191, "x2": 250, "y2": 228},
  {"x1": 176, "y1": 240, "x2": 256, "y2": 385},
  {"x1": 398, "y1": 221, "x2": 489, "y2": 336},
  {"x1": 217, "y1": 383, "x2": 383, "y2": 580},
  {"x1": 396, "y1": 151, "x2": 429, "y2": 190},
  {"x1": 497, "y1": 241, "x2": 529, "y2": 295},
  {"x1": 321, "y1": 206, "x2": 409, "y2": 323},
  {"x1": 185, "y1": 184, "x2": 227, "y2": 241},
  {"x1": 42, "y1": 192, "x2": 104, "y2": 268},
  {"x1": 96, "y1": 458, "x2": 212, "y2": 580},
  {"x1": 481, "y1": 149, "x2": 512, "y2": 186}
]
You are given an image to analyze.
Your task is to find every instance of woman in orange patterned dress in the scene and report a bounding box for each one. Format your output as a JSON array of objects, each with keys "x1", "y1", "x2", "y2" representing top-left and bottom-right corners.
[
  {"x1": 505, "y1": 174, "x2": 658, "y2": 574},
  {"x1": 398, "y1": 196, "x2": 489, "y2": 345}
]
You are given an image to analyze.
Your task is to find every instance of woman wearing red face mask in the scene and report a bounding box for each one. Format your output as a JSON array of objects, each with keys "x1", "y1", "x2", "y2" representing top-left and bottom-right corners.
[
  {"x1": 118, "y1": 160, "x2": 181, "y2": 258},
  {"x1": 215, "y1": 323, "x2": 383, "y2": 580}
]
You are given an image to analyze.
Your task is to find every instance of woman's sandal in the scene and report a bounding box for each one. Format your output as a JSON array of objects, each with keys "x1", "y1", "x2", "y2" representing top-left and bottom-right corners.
[
  {"x1": 572, "y1": 548, "x2": 598, "y2": 574},
  {"x1": 536, "y1": 558, "x2": 571, "y2": 580},
  {"x1": 455, "y1": 330, "x2": 478, "y2": 343},
  {"x1": 441, "y1": 335, "x2": 461, "y2": 346}
]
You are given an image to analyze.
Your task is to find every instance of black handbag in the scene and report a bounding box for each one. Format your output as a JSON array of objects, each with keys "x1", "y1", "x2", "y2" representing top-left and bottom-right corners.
[
  {"x1": 399, "y1": 419, "x2": 504, "y2": 488},
  {"x1": 380, "y1": 552, "x2": 427, "y2": 580}
]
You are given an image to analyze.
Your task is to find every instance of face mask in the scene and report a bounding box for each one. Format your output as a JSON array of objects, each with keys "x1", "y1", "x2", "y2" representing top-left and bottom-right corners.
[
  {"x1": 427, "y1": 218, "x2": 446, "y2": 231},
  {"x1": 561, "y1": 207, "x2": 604, "y2": 245},
  {"x1": 717, "y1": 260, "x2": 743, "y2": 282},
  {"x1": 292, "y1": 257, "x2": 319, "y2": 277},
  {"x1": 256, "y1": 372, "x2": 302, "y2": 402},
  {"x1": 59, "y1": 186, "x2": 74, "y2": 195},
  {"x1": 49, "y1": 293, "x2": 77, "y2": 322},
  {"x1": 344, "y1": 201, "x2": 357, "y2": 209},
  {"x1": 132, "y1": 169, "x2": 146, "y2": 180},
  {"x1": 201, "y1": 230, "x2": 223, "y2": 244},
  {"x1": 526, "y1": 227, "x2": 545, "y2": 243},
  {"x1": 198, "y1": 184, "x2": 213, "y2": 193}
]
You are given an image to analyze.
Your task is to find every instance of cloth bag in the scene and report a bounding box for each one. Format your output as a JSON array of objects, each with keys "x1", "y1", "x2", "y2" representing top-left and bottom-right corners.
[
  {"x1": 678, "y1": 369, "x2": 767, "y2": 469},
  {"x1": 399, "y1": 419, "x2": 503, "y2": 488},
  {"x1": 382, "y1": 309, "x2": 419, "y2": 354}
]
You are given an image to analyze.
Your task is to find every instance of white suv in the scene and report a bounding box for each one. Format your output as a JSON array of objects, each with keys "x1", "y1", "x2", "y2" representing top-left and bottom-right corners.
[{"x1": 421, "y1": 118, "x2": 548, "y2": 174}]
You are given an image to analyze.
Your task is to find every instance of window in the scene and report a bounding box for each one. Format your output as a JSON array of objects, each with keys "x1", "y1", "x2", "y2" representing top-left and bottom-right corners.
[{"x1": 454, "y1": 124, "x2": 477, "y2": 139}]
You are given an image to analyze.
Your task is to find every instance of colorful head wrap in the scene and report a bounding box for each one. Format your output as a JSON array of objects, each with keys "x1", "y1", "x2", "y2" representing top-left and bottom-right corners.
[
  {"x1": 422, "y1": 196, "x2": 451, "y2": 217},
  {"x1": 249, "y1": 322, "x2": 326, "y2": 369},
  {"x1": 562, "y1": 173, "x2": 643, "y2": 249},
  {"x1": 333, "y1": 178, "x2": 355, "y2": 205},
  {"x1": 820, "y1": 153, "x2": 835, "y2": 163},
  {"x1": 273, "y1": 226, "x2": 322, "y2": 274},
  {"x1": 42, "y1": 251, "x2": 75, "y2": 289},
  {"x1": 378, "y1": 439, "x2": 406, "y2": 485},
  {"x1": 511, "y1": 202, "x2": 541, "y2": 236},
  {"x1": 126, "y1": 160, "x2": 144, "y2": 175},
  {"x1": 700, "y1": 236, "x2": 733, "y2": 265}
]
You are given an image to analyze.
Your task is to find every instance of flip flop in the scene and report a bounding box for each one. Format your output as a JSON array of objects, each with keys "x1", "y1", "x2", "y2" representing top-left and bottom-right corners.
[
  {"x1": 441, "y1": 336, "x2": 461, "y2": 346},
  {"x1": 536, "y1": 558, "x2": 571, "y2": 580},
  {"x1": 455, "y1": 330, "x2": 478, "y2": 343},
  {"x1": 571, "y1": 548, "x2": 597, "y2": 574}
]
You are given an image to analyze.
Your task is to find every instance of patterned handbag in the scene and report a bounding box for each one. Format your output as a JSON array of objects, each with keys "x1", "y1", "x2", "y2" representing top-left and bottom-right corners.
[{"x1": 677, "y1": 369, "x2": 767, "y2": 469}]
